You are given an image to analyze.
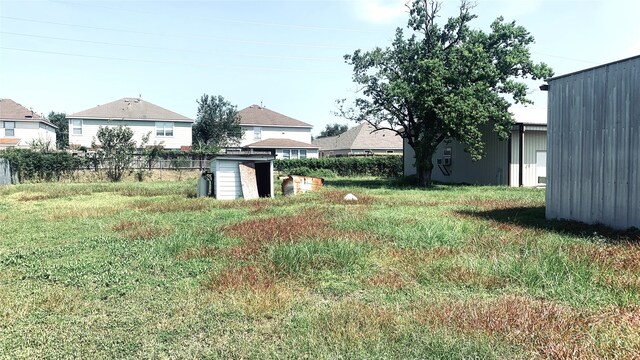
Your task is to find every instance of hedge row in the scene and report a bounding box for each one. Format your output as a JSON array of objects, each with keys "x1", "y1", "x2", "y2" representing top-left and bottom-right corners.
[
  {"x1": 0, "y1": 149, "x2": 89, "y2": 182},
  {"x1": 274, "y1": 156, "x2": 403, "y2": 178}
]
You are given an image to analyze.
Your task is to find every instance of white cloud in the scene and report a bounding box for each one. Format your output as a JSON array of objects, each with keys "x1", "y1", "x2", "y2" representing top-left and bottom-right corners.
[{"x1": 352, "y1": 0, "x2": 408, "y2": 24}]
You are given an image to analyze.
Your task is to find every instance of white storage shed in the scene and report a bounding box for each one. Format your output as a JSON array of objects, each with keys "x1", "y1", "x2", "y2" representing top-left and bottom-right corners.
[
  {"x1": 543, "y1": 55, "x2": 640, "y2": 230},
  {"x1": 210, "y1": 154, "x2": 275, "y2": 200}
]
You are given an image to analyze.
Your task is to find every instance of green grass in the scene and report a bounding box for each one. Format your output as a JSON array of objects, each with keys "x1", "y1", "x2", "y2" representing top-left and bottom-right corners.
[{"x1": 1, "y1": 178, "x2": 639, "y2": 359}]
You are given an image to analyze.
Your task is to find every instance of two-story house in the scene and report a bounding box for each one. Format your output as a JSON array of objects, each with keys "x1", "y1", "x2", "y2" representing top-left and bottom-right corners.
[
  {"x1": 67, "y1": 98, "x2": 193, "y2": 150},
  {"x1": 0, "y1": 99, "x2": 57, "y2": 150},
  {"x1": 236, "y1": 105, "x2": 318, "y2": 159}
]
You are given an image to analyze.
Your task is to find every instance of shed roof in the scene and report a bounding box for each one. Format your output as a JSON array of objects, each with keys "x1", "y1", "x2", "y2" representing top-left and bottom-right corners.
[
  {"x1": 510, "y1": 106, "x2": 547, "y2": 125},
  {"x1": 0, "y1": 99, "x2": 58, "y2": 128},
  {"x1": 245, "y1": 138, "x2": 318, "y2": 149},
  {"x1": 312, "y1": 123, "x2": 402, "y2": 151},
  {"x1": 238, "y1": 105, "x2": 312, "y2": 128},
  {"x1": 68, "y1": 98, "x2": 193, "y2": 122}
]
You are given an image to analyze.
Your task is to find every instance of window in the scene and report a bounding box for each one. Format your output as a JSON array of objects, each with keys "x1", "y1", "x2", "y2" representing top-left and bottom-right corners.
[
  {"x1": 156, "y1": 122, "x2": 174, "y2": 137},
  {"x1": 71, "y1": 119, "x2": 82, "y2": 135},
  {"x1": 291, "y1": 149, "x2": 298, "y2": 159},
  {"x1": 386, "y1": 150, "x2": 394, "y2": 154},
  {"x1": 300, "y1": 149, "x2": 307, "y2": 159},
  {"x1": 4, "y1": 121, "x2": 15, "y2": 137},
  {"x1": 282, "y1": 149, "x2": 290, "y2": 160},
  {"x1": 253, "y1": 127, "x2": 262, "y2": 140}
]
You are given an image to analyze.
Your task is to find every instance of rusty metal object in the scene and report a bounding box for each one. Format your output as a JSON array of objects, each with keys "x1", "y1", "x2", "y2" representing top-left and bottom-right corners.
[{"x1": 281, "y1": 175, "x2": 324, "y2": 196}]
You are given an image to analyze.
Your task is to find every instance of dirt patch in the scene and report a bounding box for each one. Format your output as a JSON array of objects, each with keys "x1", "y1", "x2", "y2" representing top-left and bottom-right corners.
[{"x1": 111, "y1": 220, "x2": 173, "y2": 240}]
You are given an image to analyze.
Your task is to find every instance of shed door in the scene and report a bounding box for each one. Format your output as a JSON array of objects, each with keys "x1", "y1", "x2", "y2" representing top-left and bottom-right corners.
[{"x1": 536, "y1": 151, "x2": 546, "y2": 184}]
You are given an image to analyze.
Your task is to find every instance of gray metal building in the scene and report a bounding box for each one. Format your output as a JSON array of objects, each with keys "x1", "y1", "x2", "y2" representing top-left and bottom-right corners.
[{"x1": 543, "y1": 55, "x2": 640, "y2": 230}]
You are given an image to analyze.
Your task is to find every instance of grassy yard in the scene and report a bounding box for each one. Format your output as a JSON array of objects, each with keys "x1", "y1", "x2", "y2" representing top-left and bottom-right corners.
[{"x1": 1, "y1": 178, "x2": 639, "y2": 358}]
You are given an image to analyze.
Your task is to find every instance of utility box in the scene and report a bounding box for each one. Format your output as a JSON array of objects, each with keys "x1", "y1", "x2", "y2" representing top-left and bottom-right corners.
[{"x1": 209, "y1": 154, "x2": 275, "y2": 200}]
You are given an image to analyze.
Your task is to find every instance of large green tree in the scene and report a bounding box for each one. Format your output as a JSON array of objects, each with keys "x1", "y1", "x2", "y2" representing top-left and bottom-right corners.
[
  {"x1": 317, "y1": 123, "x2": 349, "y2": 138},
  {"x1": 47, "y1": 112, "x2": 68, "y2": 149},
  {"x1": 92, "y1": 125, "x2": 139, "y2": 182},
  {"x1": 192, "y1": 94, "x2": 243, "y2": 151},
  {"x1": 339, "y1": 0, "x2": 553, "y2": 186}
]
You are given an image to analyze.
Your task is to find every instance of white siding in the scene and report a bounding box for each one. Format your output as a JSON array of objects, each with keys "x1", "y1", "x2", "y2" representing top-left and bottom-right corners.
[
  {"x1": 213, "y1": 160, "x2": 242, "y2": 200},
  {"x1": 0, "y1": 120, "x2": 57, "y2": 149},
  {"x1": 239, "y1": 125, "x2": 311, "y2": 146},
  {"x1": 511, "y1": 129, "x2": 547, "y2": 187},
  {"x1": 546, "y1": 56, "x2": 640, "y2": 230},
  {"x1": 68, "y1": 119, "x2": 192, "y2": 149}
]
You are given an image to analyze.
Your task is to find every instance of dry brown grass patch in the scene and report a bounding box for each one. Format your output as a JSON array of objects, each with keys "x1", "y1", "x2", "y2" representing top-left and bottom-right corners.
[
  {"x1": 209, "y1": 265, "x2": 274, "y2": 291},
  {"x1": 368, "y1": 270, "x2": 415, "y2": 290},
  {"x1": 130, "y1": 199, "x2": 210, "y2": 213},
  {"x1": 47, "y1": 207, "x2": 119, "y2": 221},
  {"x1": 442, "y1": 266, "x2": 508, "y2": 289},
  {"x1": 222, "y1": 208, "x2": 375, "y2": 260},
  {"x1": 417, "y1": 295, "x2": 640, "y2": 359},
  {"x1": 571, "y1": 243, "x2": 640, "y2": 272},
  {"x1": 461, "y1": 198, "x2": 541, "y2": 210},
  {"x1": 111, "y1": 220, "x2": 173, "y2": 240}
]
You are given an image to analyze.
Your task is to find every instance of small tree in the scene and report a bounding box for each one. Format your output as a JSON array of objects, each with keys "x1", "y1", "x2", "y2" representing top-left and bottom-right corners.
[
  {"x1": 92, "y1": 126, "x2": 137, "y2": 182},
  {"x1": 317, "y1": 123, "x2": 349, "y2": 138},
  {"x1": 47, "y1": 112, "x2": 68, "y2": 150},
  {"x1": 339, "y1": 0, "x2": 553, "y2": 186},
  {"x1": 192, "y1": 94, "x2": 243, "y2": 151}
]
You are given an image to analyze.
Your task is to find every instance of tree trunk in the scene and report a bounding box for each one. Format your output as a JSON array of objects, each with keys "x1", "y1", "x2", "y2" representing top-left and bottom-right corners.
[{"x1": 414, "y1": 147, "x2": 435, "y2": 187}]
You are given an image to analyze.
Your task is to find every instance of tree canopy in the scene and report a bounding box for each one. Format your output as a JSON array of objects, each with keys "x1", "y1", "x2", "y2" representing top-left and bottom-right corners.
[
  {"x1": 47, "y1": 112, "x2": 67, "y2": 150},
  {"x1": 339, "y1": 0, "x2": 553, "y2": 186},
  {"x1": 317, "y1": 123, "x2": 349, "y2": 138},
  {"x1": 92, "y1": 125, "x2": 140, "y2": 182},
  {"x1": 192, "y1": 94, "x2": 243, "y2": 151}
]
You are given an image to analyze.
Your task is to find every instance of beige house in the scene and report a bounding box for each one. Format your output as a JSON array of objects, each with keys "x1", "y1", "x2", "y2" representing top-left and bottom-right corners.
[
  {"x1": 236, "y1": 105, "x2": 318, "y2": 159},
  {"x1": 67, "y1": 98, "x2": 193, "y2": 150},
  {"x1": 0, "y1": 99, "x2": 57, "y2": 150},
  {"x1": 312, "y1": 123, "x2": 403, "y2": 157},
  {"x1": 403, "y1": 106, "x2": 547, "y2": 187}
]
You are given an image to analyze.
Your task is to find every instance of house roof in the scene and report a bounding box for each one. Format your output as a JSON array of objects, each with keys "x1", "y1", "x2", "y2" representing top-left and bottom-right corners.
[
  {"x1": 68, "y1": 98, "x2": 193, "y2": 122},
  {"x1": 0, "y1": 99, "x2": 57, "y2": 128},
  {"x1": 510, "y1": 106, "x2": 547, "y2": 125},
  {"x1": 238, "y1": 105, "x2": 312, "y2": 128},
  {"x1": 244, "y1": 138, "x2": 319, "y2": 149},
  {"x1": 312, "y1": 123, "x2": 403, "y2": 151}
]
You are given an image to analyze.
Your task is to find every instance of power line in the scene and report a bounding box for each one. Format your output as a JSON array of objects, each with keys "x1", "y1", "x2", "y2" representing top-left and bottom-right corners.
[
  {"x1": 0, "y1": 16, "x2": 352, "y2": 50},
  {"x1": 49, "y1": 0, "x2": 387, "y2": 34},
  {"x1": 0, "y1": 31, "x2": 340, "y2": 62},
  {"x1": 0, "y1": 46, "x2": 337, "y2": 74}
]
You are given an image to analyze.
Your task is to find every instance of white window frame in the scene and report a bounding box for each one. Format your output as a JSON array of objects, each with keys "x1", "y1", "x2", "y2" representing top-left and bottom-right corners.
[
  {"x1": 71, "y1": 119, "x2": 82, "y2": 135},
  {"x1": 253, "y1": 126, "x2": 262, "y2": 140},
  {"x1": 155, "y1": 122, "x2": 174, "y2": 137},
  {"x1": 5, "y1": 121, "x2": 15, "y2": 136}
]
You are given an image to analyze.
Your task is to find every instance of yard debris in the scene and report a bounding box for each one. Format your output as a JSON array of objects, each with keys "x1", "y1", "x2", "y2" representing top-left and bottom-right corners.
[
  {"x1": 343, "y1": 193, "x2": 358, "y2": 201},
  {"x1": 281, "y1": 175, "x2": 324, "y2": 196}
]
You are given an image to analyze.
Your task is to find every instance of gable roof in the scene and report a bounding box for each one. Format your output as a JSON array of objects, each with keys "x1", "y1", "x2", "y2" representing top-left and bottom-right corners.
[
  {"x1": 0, "y1": 99, "x2": 57, "y2": 128},
  {"x1": 238, "y1": 105, "x2": 312, "y2": 128},
  {"x1": 244, "y1": 138, "x2": 318, "y2": 149},
  {"x1": 68, "y1": 98, "x2": 193, "y2": 122},
  {"x1": 312, "y1": 123, "x2": 402, "y2": 151}
]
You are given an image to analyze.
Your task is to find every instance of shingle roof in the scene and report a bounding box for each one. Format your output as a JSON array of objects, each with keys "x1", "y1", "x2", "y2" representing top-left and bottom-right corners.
[
  {"x1": 312, "y1": 123, "x2": 402, "y2": 151},
  {"x1": 0, "y1": 99, "x2": 57, "y2": 128},
  {"x1": 238, "y1": 105, "x2": 312, "y2": 128},
  {"x1": 244, "y1": 138, "x2": 318, "y2": 149},
  {"x1": 68, "y1": 98, "x2": 193, "y2": 122}
]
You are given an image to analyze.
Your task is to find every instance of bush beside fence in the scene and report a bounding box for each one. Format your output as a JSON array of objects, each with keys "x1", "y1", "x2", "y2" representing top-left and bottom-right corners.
[
  {"x1": 0, "y1": 149, "x2": 89, "y2": 182},
  {"x1": 274, "y1": 156, "x2": 403, "y2": 178}
]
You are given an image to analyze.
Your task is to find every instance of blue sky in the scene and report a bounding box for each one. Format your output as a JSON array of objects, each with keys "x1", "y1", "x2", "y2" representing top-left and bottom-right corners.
[{"x1": 1, "y1": 0, "x2": 639, "y2": 136}]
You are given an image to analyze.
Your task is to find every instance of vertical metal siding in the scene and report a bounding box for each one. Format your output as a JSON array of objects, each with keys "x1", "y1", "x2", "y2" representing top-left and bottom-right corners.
[{"x1": 547, "y1": 57, "x2": 640, "y2": 229}]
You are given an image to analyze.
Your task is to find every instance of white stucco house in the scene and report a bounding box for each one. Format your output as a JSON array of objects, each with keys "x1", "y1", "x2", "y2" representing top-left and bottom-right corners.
[
  {"x1": 67, "y1": 98, "x2": 193, "y2": 150},
  {"x1": 404, "y1": 106, "x2": 548, "y2": 187},
  {"x1": 235, "y1": 105, "x2": 318, "y2": 159},
  {"x1": 0, "y1": 99, "x2": 57, "y2": 150}
]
